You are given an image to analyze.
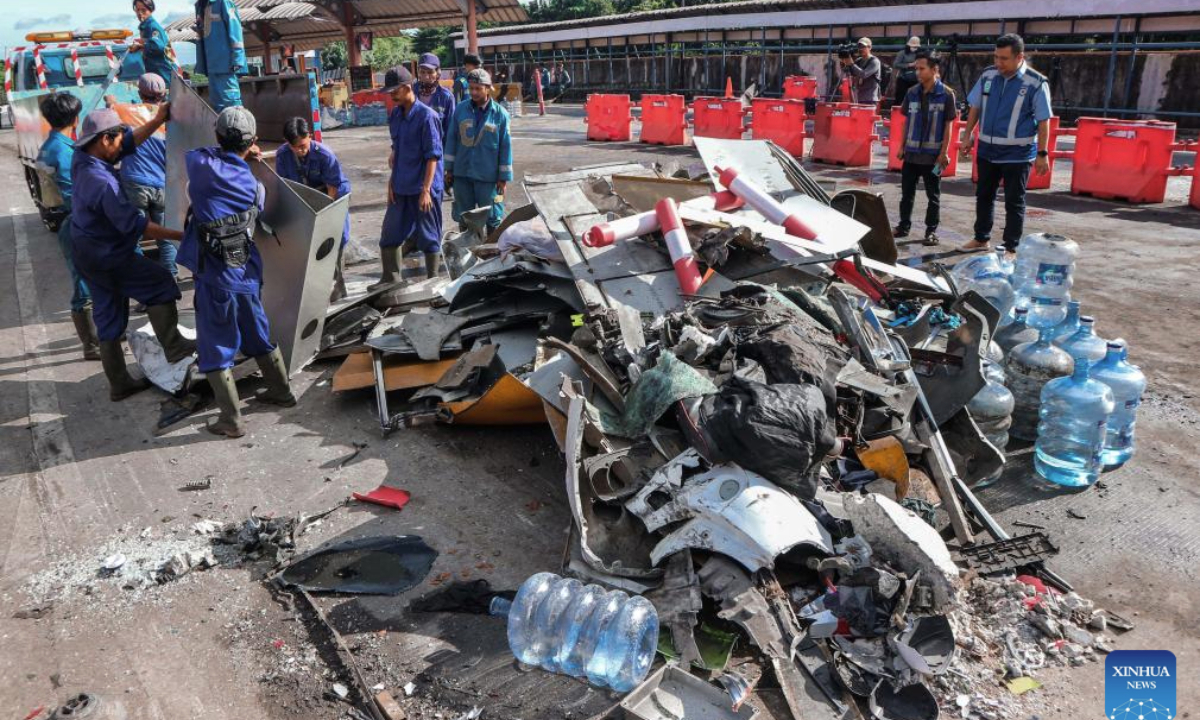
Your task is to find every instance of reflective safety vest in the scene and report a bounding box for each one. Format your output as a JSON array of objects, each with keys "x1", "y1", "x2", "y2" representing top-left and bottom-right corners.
[
  {"x1": 977, "y1": 64, "x2": 1046, "y2": 162},
  {"x1": 903, "y1": 80, "x2": 951, "y2": 156}
]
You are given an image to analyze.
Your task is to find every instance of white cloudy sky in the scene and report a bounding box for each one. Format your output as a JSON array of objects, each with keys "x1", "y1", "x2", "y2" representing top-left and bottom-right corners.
[{"x1": 5, "y1": 1, "x2": 196, "y2": 64}]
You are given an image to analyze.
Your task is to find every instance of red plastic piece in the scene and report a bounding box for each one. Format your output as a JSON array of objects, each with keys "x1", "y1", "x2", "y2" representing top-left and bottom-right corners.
[
  {"x1": 584, "y1": 93, "x2": 634, "y2": 141},
  {"x1": 782, "y1": 75, "x2": 818, "y2": 101},
  {"x1": 691, "y1": 97, "x2": 746, "y2": 140},
  {"x1": 750, "y1": 98, "x2": 807, "y2": 156},
  {"x1": 1070, "y1": 117, "x2": 1178, "y2": 203},
  {"x1": 351, "y1": 89, "x2": 394, "y2": 113},
  {"x1": 639, "y1": 94, "x2": 688, "y2": 146},
  {"x1": 883, "y1": 106, "x2": 965, "y2": 177},
  {"x1": 810, "y1": 102, "x2": 880, "y2": 167},
  {"x1": 970, "y1": 116, "x2": 1062, "y2": 190},
  {"x1": 352, "y1": 484, "x2": 412, "y2": 511},
  {"x1": 1190, "y1": 164, "x2": 1200, "y2": 211}
]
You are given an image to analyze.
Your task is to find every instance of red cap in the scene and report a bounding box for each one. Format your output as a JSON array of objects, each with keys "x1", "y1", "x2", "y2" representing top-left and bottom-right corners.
[
  {"x1": 712, "y1": 190, "x2": 744, "y2": 212},
  {"x1": 584, "y1": 224, "x2": 616, "y2": 247},
  {"x1": 716, "y1": 165, "x2": 739, "y2": 190},
  {"x1": 655, "y1": 198, "x2": 683, "y2": 233},
  {"x1": 782, "y1": 214, "x2": 817, "y2": 241}
]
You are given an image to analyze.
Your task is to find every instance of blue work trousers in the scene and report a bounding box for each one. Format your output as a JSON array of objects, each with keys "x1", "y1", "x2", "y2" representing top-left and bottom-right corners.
[
  {"x1": 194, "y1": 280, "x2": 275, "y2": 373},
  {"x1": 208, "y1": 74, "x2": 243, "y2": 112},
  {"x1": 451, "y1": 177, "x2": 503, "y2": 231},
  {"x1": 76, "y1": 254, "x2": 181, "y2": 341},
  {"x1": 56, "y1": 218, "x2": 92, "y2": 312}
]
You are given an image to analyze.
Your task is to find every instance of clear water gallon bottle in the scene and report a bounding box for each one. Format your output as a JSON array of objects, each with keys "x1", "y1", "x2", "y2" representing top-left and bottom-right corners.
[
  {"x1": 1034, "y1": 356, "x2": 1115, "y2": 488},
  {"x1": 1025, "y1": 294, "x2": 1069, "y2": 330},
  {"x1": 994, "y1": 247, "x2": 1015, "y2": 283},
  {"x1": 1050, "y1": 300, "x2": 1082, "y2": 343},
  {"x1": 1012, "y1": 233, "x2": 1079, "y2": 306},
  {"x1": 952, "y1": 254, "x2": 1014, "y2": 320},
  {"x1": 996, "y1": 307, "x2": 1039, "y2": 355},
  {"x1": 1055, "y1": 316, "x2": 1107, "y2": 365},
  {"x1": 491, "y1": 572, "x2": 658, "y2": 692},
  {"x1": 1091, "y1": 341, "x2": 1146, "y2": 471},
  {"x1": 1005, "y1": 327, "x2": 1074, "y2": 442}
]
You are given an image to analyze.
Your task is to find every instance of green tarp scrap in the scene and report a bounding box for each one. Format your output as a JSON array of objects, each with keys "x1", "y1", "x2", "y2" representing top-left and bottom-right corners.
[
  {"x1": 600, "y1": 351, "x2": 717, "y2": 438},
  {"x1": 657, "y1": 624, "x2": 739, "y2": 671}
]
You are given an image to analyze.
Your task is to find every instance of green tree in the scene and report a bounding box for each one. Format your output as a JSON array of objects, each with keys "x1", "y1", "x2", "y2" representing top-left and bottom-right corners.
[
  {"x1": 366, "y1": 35, "x2": 413, "y2": 70},
  {"x1": 321, "y1": 41, "x2": 347, "y2": 70},
  {"x1": 412, "y1": 27, "x2": 454, "y2": 60}
]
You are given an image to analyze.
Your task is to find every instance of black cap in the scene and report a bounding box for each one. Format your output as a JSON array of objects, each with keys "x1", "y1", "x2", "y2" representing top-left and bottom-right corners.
[{"x1": 381, "y1": 65, "x2": 413, "y2": 92}]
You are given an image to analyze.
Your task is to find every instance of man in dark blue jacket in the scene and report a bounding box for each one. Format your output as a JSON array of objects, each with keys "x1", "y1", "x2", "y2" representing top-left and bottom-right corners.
[
  {"x1": 71, "y1": 107, "x2": 192, "y2": 401},
  {"x1": 372, "y1": 66, "x2": 444, "y2": 288},
  {"x1": 893, "y1": 52, "x2": 956, "y2": 245},
  {"x1": 180, "y1": 106, "x2": 295, "y2": 438},
  {"x1": 275, "y1": 116, "x2": 352, "y2": 299},
  {"x1": 415, "y1": 53, "x2": 455, "y2": 142}
]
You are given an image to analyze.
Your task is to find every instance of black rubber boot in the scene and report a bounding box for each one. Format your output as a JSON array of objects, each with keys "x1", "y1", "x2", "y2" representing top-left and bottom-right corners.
[
  {"x1": 206, "y1": 369, "x2": 245, "y2": 438},
  {"x1": 145, "y1": 303, "x2": 196, "y2": 363},
  {"x1": 367, "y1": 246, "x2": 402, "y2": 291},
  {"x1": 99, "y1": 340, "x2": 151, "y2": 401},
  {"x1": 71, "y1": 309, "x2": 101, "y2": 361},
  {"x1": 252, "y1": 348, "x2": 297, "y2": 407},
  {"x1": 424, "y1": 252, "x2": 440, "y2": 279}
]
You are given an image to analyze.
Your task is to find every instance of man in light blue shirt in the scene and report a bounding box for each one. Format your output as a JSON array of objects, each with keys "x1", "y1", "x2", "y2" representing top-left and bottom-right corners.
[{"x1": 960, "y1": 34, "x2": 1053, "y2": 254}]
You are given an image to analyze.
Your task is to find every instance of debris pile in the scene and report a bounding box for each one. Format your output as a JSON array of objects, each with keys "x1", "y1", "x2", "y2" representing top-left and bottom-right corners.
[{"x1": 306, "y1": 139, "x2": 1121, "y2": 718}]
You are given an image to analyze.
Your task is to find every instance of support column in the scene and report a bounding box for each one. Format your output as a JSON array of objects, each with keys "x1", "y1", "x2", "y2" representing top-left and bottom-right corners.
[
  {"x1": 467, "y1": 0, "x2": 479, "y2": 55},
  {"x1": 344, "y1": 2, "x2": 360, "y2": 67},
  {"x1": 263, "y1": 43, "x2": 273, "y2": 74}
]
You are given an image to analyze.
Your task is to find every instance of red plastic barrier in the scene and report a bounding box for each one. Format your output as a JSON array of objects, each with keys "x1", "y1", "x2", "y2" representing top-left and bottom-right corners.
[
  {"x1": 1070, "y1": 117, "x2": 1180, "y2": 203},
  {"x1": 750, "y1": 98, "x2": 806, "y2": 156},
  {"x1": 810, "y1": 102, "x2": 879, "y2": 167},
  {"x1": 1190, "y1": 165, "x2": 1200, "y2": 211},
  {"x1": 782, "y1": 76, "x2": 818, "y2": 101},
  {"x1": 882, "y1": 106, "x2": 965, "y2": 177},
  {"x1": 691, "y1": 97, "x2": 746, "y2": 139},
  {"x1": 585, "y1": 94, "x2": 634, "y2": 141},
  {"x1": 639, "y1": 94, "x2": 688, "y2": 146},
  {"x1": 970, "y1": 116, "x2": 1062, "y2": 190},
  {"x1": 351, "y1": 89, "x2": 394, "y2": 112}
]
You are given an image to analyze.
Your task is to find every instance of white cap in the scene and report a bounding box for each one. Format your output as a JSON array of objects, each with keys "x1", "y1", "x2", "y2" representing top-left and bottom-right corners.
[
  {"x1": 856, "y1": 37, "x2": 872, "y2": 48},
  {"x1": 907, "y1": 36, "x2": 921, "y2": 49}
]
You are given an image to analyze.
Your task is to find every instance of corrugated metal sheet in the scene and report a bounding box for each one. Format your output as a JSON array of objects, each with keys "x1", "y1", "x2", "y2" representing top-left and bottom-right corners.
[{"x1": 168, "y1": 0, "x2": 527, "y2": 47}]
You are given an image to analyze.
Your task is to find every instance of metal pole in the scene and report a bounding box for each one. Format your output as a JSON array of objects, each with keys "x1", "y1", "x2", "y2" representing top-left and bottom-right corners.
[
  {"x1": 759, "y1": 26, "x2": 767, "y2": 90},
  {"x1": 704, "y1": 28, "x2": 710, "y2": 94},
  {"x1": 1102, "y1": 15, "x2": 1122, "y2": 117},
  {"x1": 666, "y1": 32, "x2": 672, "y2": 94},
  {"x1": 825, "y1": 25, "x2": 834, "y2": 99},
  {"x1": 1122, "y1": 18, "x2": 1141, "y2": 111},
  {"x1": 721, "y1": 31, "x2": 727, "y2": 92}
]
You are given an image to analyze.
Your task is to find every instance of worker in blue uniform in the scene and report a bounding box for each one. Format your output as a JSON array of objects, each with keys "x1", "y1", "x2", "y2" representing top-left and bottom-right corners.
[
  {"x1": 193, "y1": 0, "x2": 246, "y2": 111},
  {"x1": 371, "y1": 66, "x2": 444, "y2": 289},
  {"x1": 415, "y1": 53, "x2": 456, "y2": 141},
  {"x1": 276, "y1": 116, "x2": 352, "y2": 300},
  {"x1": 121, "y1": 73, "x2": 176, "y2": 284},
  {"x1": 454, "y1": 54, "x2": 481, "y2": 103},
  {"x1": 445, "y1": 69, "x2": 513, "y2": 235},
  {"x1": 893, "y1": 52, "x2": 956, "y2": 246},
  {"x1": 70, "y1": 108, "x2": 193, "y2": 401},
  {"x1": 960, "y1": 34, "x2": 1053, "y2": 255},
  {"x1": 180, "y1": 106, "x2": 295, "y2": 438},
  {"x1": 36, "y1": 93, "x2": 99, "y2": 361},
  {"x1": 130, "y1": 0, "x2": 178, "y2": 84}
]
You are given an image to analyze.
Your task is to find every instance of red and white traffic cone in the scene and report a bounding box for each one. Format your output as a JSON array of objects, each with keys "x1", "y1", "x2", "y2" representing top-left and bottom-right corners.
[
  {"x1": 654, "y1": 198, "x2": 702, "y2": 295},
  {"x1": 584, "y1": 190, "x2": 743, "y2": 247}
]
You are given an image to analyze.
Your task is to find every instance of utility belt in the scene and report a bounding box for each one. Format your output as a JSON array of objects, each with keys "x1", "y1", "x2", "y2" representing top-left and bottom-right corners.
[{"x1": 189, "y1": 206, "x2": 259, "y2": 269}]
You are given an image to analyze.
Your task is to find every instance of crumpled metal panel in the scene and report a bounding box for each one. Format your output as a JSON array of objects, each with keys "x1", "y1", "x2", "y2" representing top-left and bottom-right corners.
[
  {"x1": 165, "y1": 75, "x2": 349, "y2": 375},
  {"x1": 629, "y1": 462, "x2": 834, "y2": 572}
]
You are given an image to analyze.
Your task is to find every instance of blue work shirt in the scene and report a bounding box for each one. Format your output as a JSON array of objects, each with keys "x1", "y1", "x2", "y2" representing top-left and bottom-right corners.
[
  {"x1": 120, "y1": 133, "x2": 167, "y2": 189},
  {"x1": 138, "y1": 15, "x2": 178, "y2": 81},
  {"x1": 967, "y1": 63, "x2": 1052, "y2": 163},
  {"x1": 193, "y1": 0, "x2": 246, "y2": 77},
  {"x1": 415, "y1": 82, "x2": 456, "y2": 141},
  {"x1": 178, "y1": 147, "x2": 264, "y2": 294},
  {"x1": 274, "y1": 141, "x2": 351, "y2": 197},
  {"x1": 71, "y1": 131, "x2": 148, "y2": 270},
  {"x1": 388, "y1": 101, "x2": 443, "y2": 196},
  {"x1": 445, "y1": 98, "x2": 513, "y2": 184},
  {"x1": 37, "y1": 130, "x2": 76, "y2": 211}
]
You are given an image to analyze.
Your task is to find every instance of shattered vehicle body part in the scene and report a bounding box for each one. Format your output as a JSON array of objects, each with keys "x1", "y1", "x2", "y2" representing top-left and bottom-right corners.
[
  {"x1": 628, "y1": 463, "x2": 833, "y2": 572},
  {"x1": 278, "y1": 535, "x2": 437, "y2": 595},
  {"x1": 165, "y1": 76, "x2": 349, "y2": 376},
  {"x1": 888, "y1": 615, "x2": 956, "y2": 677},
  {"x1": 620, "y1": 664, "x2": 762, "y2": 720},
  {"x1": 869, "y1": 680, "x2": 940, "y2": 720},
  {"x1": 840, "y1": 493, "x2": 960, "y2": 610}
]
